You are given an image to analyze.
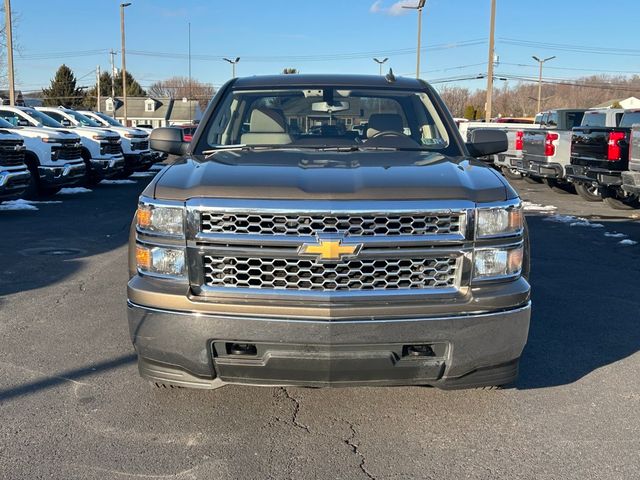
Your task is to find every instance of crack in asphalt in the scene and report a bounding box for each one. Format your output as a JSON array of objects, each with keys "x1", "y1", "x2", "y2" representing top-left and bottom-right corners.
[
  {"x1": 280, "y1": 387, "x2": 311, "y2": 433},
  {"x1": 343, "y1": 420, "x2": 375, "y2": 480}
]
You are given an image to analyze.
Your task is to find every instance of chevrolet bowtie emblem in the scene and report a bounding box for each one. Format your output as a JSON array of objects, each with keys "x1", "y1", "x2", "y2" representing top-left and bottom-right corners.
[{"x1": 299, "y1": 239, "x2": 361, "y2": 261}]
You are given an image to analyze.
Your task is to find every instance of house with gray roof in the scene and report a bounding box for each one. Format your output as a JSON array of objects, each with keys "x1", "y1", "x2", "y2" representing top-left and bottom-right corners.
[{"x1": 96, "y1": 96, "x2": 202, "y2": 127}]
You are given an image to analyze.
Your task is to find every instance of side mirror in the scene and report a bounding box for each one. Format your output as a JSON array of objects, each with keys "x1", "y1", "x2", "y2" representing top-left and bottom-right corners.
[
  {"x1": 466, "y1": 129, "x2": 508, "y2": 157},
  {"x1": 60, "y1": 119, "x2": 72, "y2": 127},
  {"x1": 149, "y1": 127, "x2": 189, "y2": 156}
]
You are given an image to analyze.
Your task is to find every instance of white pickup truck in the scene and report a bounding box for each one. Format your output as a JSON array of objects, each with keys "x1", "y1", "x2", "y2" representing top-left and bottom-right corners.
[
  {"x1": 0, "y1": 107, "x2": 85, "y2": 197},
  {"x1": 0, "y1": 123, "x2": 30, "y2": 202},
  {"x1": 37, "y1": 107, "x2": 125, "y2": 185},
  {"x1": 78, "y1": 111, "x2": 154, "y2": 175}
]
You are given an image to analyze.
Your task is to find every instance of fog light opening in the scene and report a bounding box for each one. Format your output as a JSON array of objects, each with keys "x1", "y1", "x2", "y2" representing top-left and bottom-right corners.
[
  {"x1": 227, "y1": 343, "x2": 257, "y2": 356},
  {"x1": 403, "y1": 344, "x2": 435, "y2": 357}
]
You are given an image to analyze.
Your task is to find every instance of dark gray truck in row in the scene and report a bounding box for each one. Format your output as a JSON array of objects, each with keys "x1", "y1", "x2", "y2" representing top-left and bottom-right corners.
[
  {"x1": 622, "y1": 124, "x2": 640, "y2": 198},
  {"x1": 128, "y1": 74, "x2": 531, "y2": 391},
  {"x1": 566, "y1": 110, "x2": 640, "y2": 209}
]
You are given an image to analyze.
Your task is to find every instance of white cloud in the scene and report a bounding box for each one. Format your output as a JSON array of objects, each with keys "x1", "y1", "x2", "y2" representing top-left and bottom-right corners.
[{"x1": 370, "y1": 0, "x2": 422, "y2": 16}]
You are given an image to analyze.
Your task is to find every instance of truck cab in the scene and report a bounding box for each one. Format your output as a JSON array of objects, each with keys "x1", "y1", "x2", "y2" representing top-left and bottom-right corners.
[
  {"x1": 127, "y1": 74, "x2": 530, "y2": 391},
  {"x1": 36, "y1": 107, "x2": 124, "y2": 184},
  {"x1": 0, "y1": 125, "x2": 30, "y2": 202},
  {"x1": 0, "y1": 107, "x2": 85, "y2": 197},
  {"x1": 78, "y1": 111, "x2": 155, "y2": 175}
]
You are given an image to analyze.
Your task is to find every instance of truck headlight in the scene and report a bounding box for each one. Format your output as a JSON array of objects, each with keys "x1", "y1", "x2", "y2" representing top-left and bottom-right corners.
[
  {"x1": 136, "y1": 245, "x2": 185, "y2": 277},
  {"x1": 476, "y1": 206, "x2": 523, "y2": 238},
  {"x1": 474, "y1": 246, "x2": 523, "y2": 280},
  {"x1": 136, "y1": 203, "x2": 184, "y2": 236}
]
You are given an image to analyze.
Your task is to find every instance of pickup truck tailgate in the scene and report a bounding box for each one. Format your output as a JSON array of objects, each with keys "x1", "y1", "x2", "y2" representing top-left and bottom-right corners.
[
  {"x1": 571, "y1": 127, "x2": 629, "y2": 171},
  {"x1": 522, "y1": 130, "x2": 547, "y2": 162}
]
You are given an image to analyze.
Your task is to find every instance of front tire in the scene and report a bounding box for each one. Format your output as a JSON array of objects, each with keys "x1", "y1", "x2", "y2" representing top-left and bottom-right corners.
[{"x1": 575, "y1": 183, "x2": 602, "y2": 202}]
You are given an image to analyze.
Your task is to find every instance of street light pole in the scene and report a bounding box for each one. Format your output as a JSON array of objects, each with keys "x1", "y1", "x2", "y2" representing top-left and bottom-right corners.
[
  {"x1": 223, "y1": 57, "x2": 240, "y2": 78},
  {"x1": 373, "y1": 57, "x2": 388, "y2": 76},
  {"x1": 485, "y1": 0, "x2": 496, "y2": 122},
  {"x1": 4, "y1": 0, "x2": 15, "y2": 106},
  {"x1": 403, "y1": 0, "x2": 426, "y2": 79},
  {"x1": 532, "y1": 55, "x2": 556, "y2": 113},
  {"x1": 120, "y1": 2, "x2": 131, "y2": 125}
]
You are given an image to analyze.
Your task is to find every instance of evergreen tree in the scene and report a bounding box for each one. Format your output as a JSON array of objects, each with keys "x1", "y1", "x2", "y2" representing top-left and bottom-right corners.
[
  {"x1": 42, "y1": 64, "x2": 86, "y2": 108},
  {"x1": 113, "y1": 71, "x2": 146, "y2": 97},
  {"x1": 463, "y1": 105, "x2": 476, "y2": 120}
]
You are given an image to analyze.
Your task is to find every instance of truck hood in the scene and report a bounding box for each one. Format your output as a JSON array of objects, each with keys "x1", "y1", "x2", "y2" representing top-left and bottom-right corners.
[
  {"x1": 9, "y1": 126, "x2": 81, "y2": 140},
  {"x1": 103, "y1": 126, "x2": 148, "y2": 138},
  {"x1": 151, "y1": 149, "x2": 511, "y2": 202},
  {"x1": 67, "y1": 126, "x2": 120, "y2": 140}
]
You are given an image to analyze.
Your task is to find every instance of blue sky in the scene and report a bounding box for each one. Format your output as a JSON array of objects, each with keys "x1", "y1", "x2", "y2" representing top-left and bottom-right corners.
[{"x1": 9, "y1": 0, "x2": 640, "y2": 94}]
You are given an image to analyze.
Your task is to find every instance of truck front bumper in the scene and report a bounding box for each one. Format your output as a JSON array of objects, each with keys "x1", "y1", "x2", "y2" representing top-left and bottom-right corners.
[
  {"x1": 515, "y1": 158, "x2": 564, "y2": 179},
  {"x1": 38, "y1": 162, "x2": 86, "y2": 186},
  {"x1": 621, "y1": 171, "x2": 640, "y2": 195},
  {"x1": 124, "y1": 152, "x2": 154, "y2": 171},
  {"x1": 127, "y1": 301, "x2": 531, "y2": 389},
  {"x1": 0, "y1": 168, "x2": 31, "y2": 199},
  {"x1": 91, "y1": 155, "x2": 125, "y2": 178}
]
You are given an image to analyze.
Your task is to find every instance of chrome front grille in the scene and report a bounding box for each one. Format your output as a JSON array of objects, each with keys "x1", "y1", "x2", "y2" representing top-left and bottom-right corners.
[
  {"x1": 132, "y1": 140, "x2": 149, "y2": 151},
  {"x1": 101, "y1": 142, "x2": 122, "y2": 155},
  {"x1": 200, "y1": 212, "x2": 463, "y2": 237},
  {"x1": 203, "y1": 255, "x2": 460, "y2": 292},
  {"x1": 0, "y1": 140, "x2": 25, "y2": 167}
]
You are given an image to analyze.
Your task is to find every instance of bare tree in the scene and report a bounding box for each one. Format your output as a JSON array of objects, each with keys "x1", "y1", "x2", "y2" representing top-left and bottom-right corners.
[{"x1": 148, "y1": 76, "x2": 215, "y2": 110}]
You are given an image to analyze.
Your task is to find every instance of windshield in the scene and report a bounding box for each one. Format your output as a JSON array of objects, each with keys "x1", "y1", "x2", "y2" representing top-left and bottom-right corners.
[
  {"x1": 620, "y1": 112, "x2": 640, "y2": 128},
  {"x1": 24, "y1": 108, "x2": 64, "y2": 128},
  {"x1": 92, "y1": 111, "x2": 124, "y2": 127},
  {"x1": 66, "y1": 110, "x2": 102, "y2": 127},
  {"x1": 582, "y1": 112, "x2": 606, "y2": 127},
  {"x1": 196, "y1": 86, "x2": 454, "y2": 153}
]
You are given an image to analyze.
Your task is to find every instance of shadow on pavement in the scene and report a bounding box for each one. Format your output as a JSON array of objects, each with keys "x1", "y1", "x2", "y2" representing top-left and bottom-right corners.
[
  {"x1": 518, "y1": 216, "x2": 640, "y2": 389},
  {"x1": 0, "y1": 179, "x2": 150, "y2": 297},
  {"x1": 0, "y1": 353, "x2": 136, "y2": 403}
]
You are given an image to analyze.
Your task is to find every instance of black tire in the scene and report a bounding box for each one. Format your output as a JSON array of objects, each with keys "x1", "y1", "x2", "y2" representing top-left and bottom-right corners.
[
  {"x1": 23, "y1": 154, "x2": 42, "y2": 200},
  {"x1": 575, "y1": 183, "x2": 602, "y2": 202},
  {"x1": 500, "y1": 166, "x2": 522, "y2": 181},
  {"x1": 523, "y1": 176, "x2": 542, "y2": 184},
  {"x1": 114, "y1": 169, "x2": 134, "y2": 179},
  {"x1": 543, "y1": 178, "x2": 575, "y2": 195},
  {"x1": 603, "y1": 196, "x2": 640, "y2": 210},
  {"x1": 39, "y1": 186, "x2": 61, "y2": 197}
]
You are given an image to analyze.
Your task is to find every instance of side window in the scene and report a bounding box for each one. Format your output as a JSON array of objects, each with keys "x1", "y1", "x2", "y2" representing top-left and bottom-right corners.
[
  {"x1": 46, "y1": 111, "x2": 64, "y2": 123},
  {"x1": 547, "y1": 112, "x2": 558, "y2": 127},
  {"x1": 615, "y1": 113, "x2": 623, "y2": 126},
  {"x1": 0, "y1": 111, "x2": 20, "y2": 126}
]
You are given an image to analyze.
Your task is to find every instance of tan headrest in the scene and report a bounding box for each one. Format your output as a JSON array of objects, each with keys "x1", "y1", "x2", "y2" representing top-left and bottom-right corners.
[{"x1": 250, "y1": 107, "x2": 287, "y2": 133}]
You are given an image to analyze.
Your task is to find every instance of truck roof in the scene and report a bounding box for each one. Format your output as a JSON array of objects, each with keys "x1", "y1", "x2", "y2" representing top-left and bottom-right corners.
[{"x1": 232, "y1": 73, "x2": 426, "y2": 90}]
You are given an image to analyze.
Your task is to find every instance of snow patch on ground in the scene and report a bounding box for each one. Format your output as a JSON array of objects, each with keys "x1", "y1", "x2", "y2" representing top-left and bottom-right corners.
[
  {"x1": 58, "y1": 187, "x2": 92, "y2": 195},
  {"x1": 0, "y1": 199, "x2": 39, "y2": 211},
  {"x1": 101, "y1": 179, "x2": 136, "y2": 185},
  {"x1": 543, "y1": 215, "x2": 604, "y2": 228},
  {"x1": 619, "y1": 239, "x2": 638, "y2": 246},
  {"x1": 522, "y1": 201, "x2": 558, "y2": 212},
  {"x1": 129, "y1": 172, "x2": 156, "y2": 178},
  {"x1": 604, "y1": 232, "x2": 627, "y2": 238}
]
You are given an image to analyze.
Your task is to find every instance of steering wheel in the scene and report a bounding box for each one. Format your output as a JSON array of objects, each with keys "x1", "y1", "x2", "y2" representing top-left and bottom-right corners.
[{"x1": 369, "y1": 130, "x2": 406, "y2": 139}]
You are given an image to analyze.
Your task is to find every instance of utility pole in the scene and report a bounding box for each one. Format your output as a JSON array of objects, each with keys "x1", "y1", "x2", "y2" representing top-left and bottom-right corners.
[
  {"x1": 403, "y1": 0, "x2": 426, "y2": 79},
  {"x1": 532, "y1": 55, "x2": 556, "y2": 113},
  {"x1": 120, "y1": 2, "x2": 131, "y2": 125},
  {"x1": 4, "y1": 0, "x2": 15, "y2": 106},
  {"x1": 485, "y1": 0, "x2": 496, "y2": 122},
  {"x1": 188, "y1": 22, "x2": 192, "y2": 123},
  {"x1": 96, "y1": 65, "x2": 101, "y2": 111},
  {"x1": 223, "y1": 57, "x2": 240, "y2": 78},
  {"x1": 373, "y1": 57, "x2": 388, "y2": 76}
]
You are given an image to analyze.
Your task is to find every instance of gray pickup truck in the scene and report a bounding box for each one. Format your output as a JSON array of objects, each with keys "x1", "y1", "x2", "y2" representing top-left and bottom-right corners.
[
  {"x1": 128, "y1": 74, "x2": 531, "y2": 391},
  {"x1": 621, "y1": 124, "x2": 640, "y2": 197},
  {"x1": 516, "y1": 109, "x2": 586, "y2": 192}
]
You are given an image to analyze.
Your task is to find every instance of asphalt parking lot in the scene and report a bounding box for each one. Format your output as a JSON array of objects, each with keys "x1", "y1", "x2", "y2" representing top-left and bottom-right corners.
[{"x1": 1, "y1": 172, "x2": 639, "y2": 480}]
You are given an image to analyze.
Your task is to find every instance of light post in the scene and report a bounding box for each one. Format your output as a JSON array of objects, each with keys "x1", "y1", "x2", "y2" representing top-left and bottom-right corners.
[
  {"x1": 223, "y1": 57, "x2": 240, "y2": 78},
  {"x1": 532, "y1": 55, "x2": 556, "y2": 113},
  {"x1": 120, "y1": 2, "x2": 131, "y2": 125},
  {"x1": 402, "y1": 0, "x2": 426, "y2": 79},
  {"x1": 373, "y1": 57, "x2": 388, "y2": 76},
  {"x1": 485, "y1": 0, "x2": 496, "y2": 122}
]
